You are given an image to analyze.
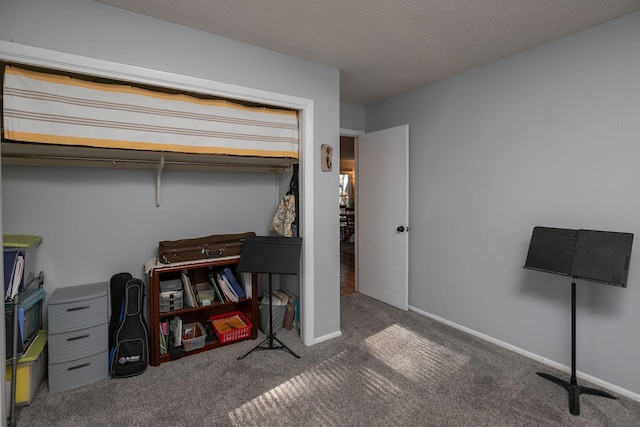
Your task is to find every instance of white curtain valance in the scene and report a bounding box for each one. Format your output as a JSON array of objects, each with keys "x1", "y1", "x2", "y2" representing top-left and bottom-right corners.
[{"x1": 3, "y1": 66, "x2": 299, "y2": 159}]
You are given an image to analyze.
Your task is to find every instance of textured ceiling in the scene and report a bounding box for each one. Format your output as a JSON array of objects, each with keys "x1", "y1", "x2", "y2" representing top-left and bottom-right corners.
[{"x1": 98, "y1": 0, "x2": 640, "y2": 105}]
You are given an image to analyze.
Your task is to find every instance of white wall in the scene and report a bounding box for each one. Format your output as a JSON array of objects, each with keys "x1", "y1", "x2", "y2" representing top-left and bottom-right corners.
[
  {"x1": 366, "y1": 12, "x2": 640, "y2": 396},
  {"x1": 0, "y1": 0, "x2": 341, "y2": 345}
]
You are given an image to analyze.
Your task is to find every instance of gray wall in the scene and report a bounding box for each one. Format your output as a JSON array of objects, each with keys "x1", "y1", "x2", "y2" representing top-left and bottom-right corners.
[
  {"x1": 0, "y1": 0, "x2": 341, "y2": 343},
  {"x1": 340, "y1": 101, "x2": 365, "y2": 132},
  {"x1": 366, "y1": 11, "x2": 640, "y2": 395}
]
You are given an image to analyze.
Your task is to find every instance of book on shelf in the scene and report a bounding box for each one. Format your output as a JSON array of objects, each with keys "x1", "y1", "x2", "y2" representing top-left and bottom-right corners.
[
  {"x1": 263, "y1": 290, "x2": 287, "y2": 306},
  {"x1": 180, "y1": 270, "x2": 198, "y2": 308},
  {"x1": 190, "y1": 270, "x2": 204, "y2": 306},
  {"x1": 240, "y1": 272, "x2": 252, "y2": 299},
  {"x1": 159, "y1": 323, "x2": 167, "y2": 355},
  {"x1": 222, "y1": 268, "x2": 245, "y2": 299},
  {"x1": 207, "y1": 268, "x2": 226, "y2": 303},
  {"x1": 161, "y1": 320, "x2": 169, "y2": 351},
  {"x1": 215, "y1": 270, "x2": 239, "y2": 303},
  {"x1": 272, "y1": 290, "x2": 289, "y2": 305},
  {"x1": 280, "y1": 290, "x2": 297, "y2": 330}
]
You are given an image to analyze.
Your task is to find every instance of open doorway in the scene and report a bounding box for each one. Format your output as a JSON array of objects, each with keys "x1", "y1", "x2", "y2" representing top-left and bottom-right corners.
[{"x1": 340, "y1": 135, "x2": 356, "y2": 296}]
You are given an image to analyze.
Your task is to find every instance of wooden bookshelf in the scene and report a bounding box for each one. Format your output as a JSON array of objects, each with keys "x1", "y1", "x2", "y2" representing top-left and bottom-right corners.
[{"x1": 147, "y1": 257, "x2": 257, "y2": 366}]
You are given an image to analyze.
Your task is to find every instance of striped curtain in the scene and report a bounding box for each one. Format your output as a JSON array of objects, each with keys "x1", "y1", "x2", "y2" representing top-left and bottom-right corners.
[{"x1": 2, "y1": 66, "x2": 299, "y2": 159}]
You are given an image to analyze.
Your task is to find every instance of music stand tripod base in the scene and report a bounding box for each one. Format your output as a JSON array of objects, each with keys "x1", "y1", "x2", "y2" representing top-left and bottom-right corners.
[
  {"x1": 237, "y1": 273, "x2": 300, "y2": 360},
  {"x1": 238, "y1": 332, "x2": 300, "y2": 359},
  {"x1": 535, "y1": 280, "x2": 617, "y2": 416},
  {"x1": 536, "y1": 372, "x2": 616, "y2": 416}
]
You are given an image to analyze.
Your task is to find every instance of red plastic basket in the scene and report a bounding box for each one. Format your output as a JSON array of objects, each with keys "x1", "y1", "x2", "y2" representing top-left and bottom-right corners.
[{"x1": 209, "y1": 311, "x2": 253, "y2": 344}]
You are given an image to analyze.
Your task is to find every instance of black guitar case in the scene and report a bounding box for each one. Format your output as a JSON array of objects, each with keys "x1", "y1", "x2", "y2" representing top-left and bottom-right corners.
[
  {"x1": 109, "y1": 272, "x2": 132, "y2": 351},
  {"x1": 109, "y1": 274, "x2": 149, "y2": 377}
]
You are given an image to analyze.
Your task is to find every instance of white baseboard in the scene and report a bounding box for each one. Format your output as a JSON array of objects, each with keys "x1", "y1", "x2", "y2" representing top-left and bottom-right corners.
[
  {"x1": 313, "y1": 330, "x2": 342, "y2": 345},
  {"x1": 408, "y1": 305, "x2": 640, "y2": 403}
]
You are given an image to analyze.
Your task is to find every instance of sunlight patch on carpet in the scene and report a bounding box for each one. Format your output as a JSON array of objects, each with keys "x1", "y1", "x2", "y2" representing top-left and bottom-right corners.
[
  {"x1": 363, "y1": 324, "x2": 469, "y2": 383},
  {"x1": 227, "y1": 349, "x2": 405, "y2": 426}
]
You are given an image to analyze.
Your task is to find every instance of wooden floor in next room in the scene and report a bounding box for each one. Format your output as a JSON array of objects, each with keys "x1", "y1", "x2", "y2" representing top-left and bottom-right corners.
[{"x1": 340, "y1": 242, "x2": 356, "y2": 296}]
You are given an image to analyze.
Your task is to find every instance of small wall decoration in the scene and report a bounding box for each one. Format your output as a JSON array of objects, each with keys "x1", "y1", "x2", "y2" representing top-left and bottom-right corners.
[{"x1": 321, "y1": 144, "x2": 333, "y2": 172}]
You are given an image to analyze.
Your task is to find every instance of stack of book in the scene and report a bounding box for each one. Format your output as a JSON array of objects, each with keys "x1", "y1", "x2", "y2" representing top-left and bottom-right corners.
[
  {"x1": 159, "y1": 315, "x2": 180, "y2": 354},
  {"x1": 179, "y1": 267, "x2": 251, "y2": 307},
  {"x1": 272, "y1": 290, "x2": 297, "y2": 330}
]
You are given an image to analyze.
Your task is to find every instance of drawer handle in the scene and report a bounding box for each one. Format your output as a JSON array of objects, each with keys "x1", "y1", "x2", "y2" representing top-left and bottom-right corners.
[
  {"x1": 68, "y1": 362, "x2": 90, "y2": 371},
  {"x1": 67, "y1": 305, "x2": 90, "y2": 312},
  {"x1": 67, "y1": 334, "x2": 90, "y2": 341}
]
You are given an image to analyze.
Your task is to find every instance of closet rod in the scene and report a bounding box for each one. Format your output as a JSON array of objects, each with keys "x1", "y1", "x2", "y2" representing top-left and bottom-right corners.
[{"x1": 1, "y1": 154, "x2": 292, "y2": 172}]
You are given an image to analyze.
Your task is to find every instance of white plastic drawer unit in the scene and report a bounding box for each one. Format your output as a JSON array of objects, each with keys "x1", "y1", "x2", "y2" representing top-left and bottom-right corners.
[
  {"x1": 48, "y1": 323, "x2": 108, "y2": 363},
  {"x1": 48, "y1": 351, "x2": 108, "y2": 393},
  {"x1": 47, "y1": 282, "x2": 108, "y2": 333},
  {"x1": 48, "y1": 281, "x2": 109, "y2": 392}
]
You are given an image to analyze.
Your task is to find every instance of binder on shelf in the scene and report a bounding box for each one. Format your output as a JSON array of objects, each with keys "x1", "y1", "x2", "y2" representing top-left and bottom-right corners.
[
  {"x1": 222, "y1": 268, "x2": 245, "y2": 299},
  {"x1": 215, "y1": 271, "x2": 239, "y2": 303},
  {"x1": 10, "y1": 255, "x2": 25, "y2": 300},
  {"x1": 3, "y1": 250, "x2": 19, "y2": 299},
  {"x1": 3, "y1": 249, "x2": 25, "y2": 300},
  {"x1": 3, "y1": 235, "x2": 42, "y2": 288},
  {"x1": 17, "y1": 287, "x2": 46, "y2": 343},
  {"x1": 207, "y1": 269, "x2": 226, "y2": 303}
]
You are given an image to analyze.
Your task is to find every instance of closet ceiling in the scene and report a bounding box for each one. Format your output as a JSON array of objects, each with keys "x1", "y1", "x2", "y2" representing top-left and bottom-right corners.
[{"x1": 98, "y1": 0, "x2": 640, "y2": 105}]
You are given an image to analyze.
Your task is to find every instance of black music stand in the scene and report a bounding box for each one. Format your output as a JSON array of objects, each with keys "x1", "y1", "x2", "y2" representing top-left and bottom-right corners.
[
  {"x1": 524, "y1": 227, "x2": 633, "y2": 416},
  {"x1": 236, "y1": 235, "x2": 302, "y2": 360},
  {"x1": 535, "y1": 277, "x2": 618, "y2": 416}
]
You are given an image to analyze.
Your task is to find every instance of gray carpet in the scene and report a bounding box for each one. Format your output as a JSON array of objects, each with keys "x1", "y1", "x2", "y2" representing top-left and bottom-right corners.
[{"x1": 15, "y1": 293, "x2": 640, "y2": 426}]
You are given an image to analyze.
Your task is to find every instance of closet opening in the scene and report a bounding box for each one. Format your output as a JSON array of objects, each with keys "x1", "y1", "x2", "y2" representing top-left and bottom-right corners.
[{"x1": 0, "y1": 41, "x2": 316, "y2": 347}]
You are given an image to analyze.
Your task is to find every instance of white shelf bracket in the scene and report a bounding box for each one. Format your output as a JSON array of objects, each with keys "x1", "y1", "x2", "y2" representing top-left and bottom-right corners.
[{"x1": 156, "y1": 152, "x2": 165, "y2": 207}]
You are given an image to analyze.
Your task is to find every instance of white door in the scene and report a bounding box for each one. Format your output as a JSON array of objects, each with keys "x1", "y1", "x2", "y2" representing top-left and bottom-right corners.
[{"x1": 357, "y1": 125, "x2": 409, "y2": 310}]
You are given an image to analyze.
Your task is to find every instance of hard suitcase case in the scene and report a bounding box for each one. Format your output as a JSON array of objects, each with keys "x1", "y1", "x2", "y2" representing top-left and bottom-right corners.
[{"x1": 158, "y1": 232, "x2": 256, "y2": 264}]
